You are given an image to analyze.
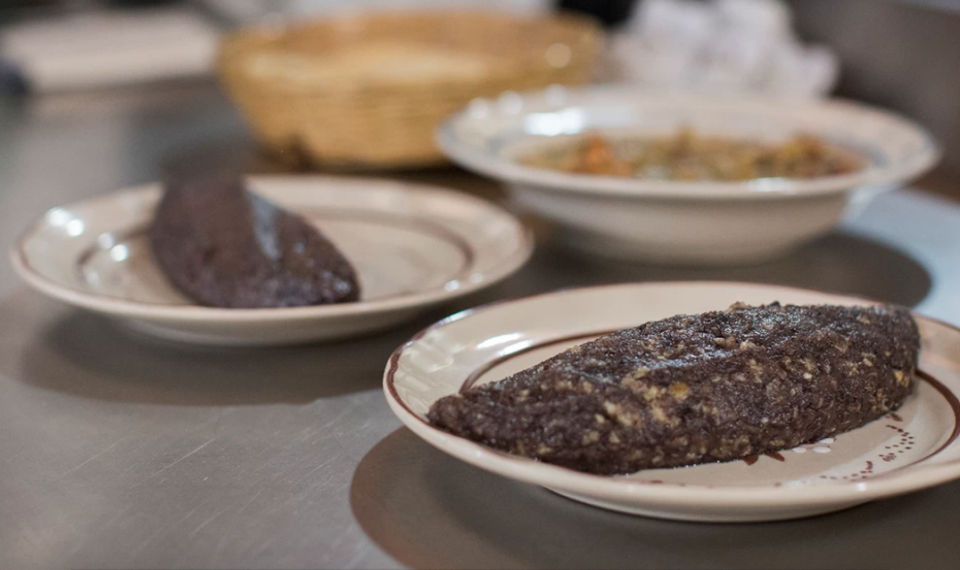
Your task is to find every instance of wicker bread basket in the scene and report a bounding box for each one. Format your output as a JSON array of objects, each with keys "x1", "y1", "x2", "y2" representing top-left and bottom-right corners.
[{"x1": 217, "y1": 11, "x2": 602, "y2": 169}]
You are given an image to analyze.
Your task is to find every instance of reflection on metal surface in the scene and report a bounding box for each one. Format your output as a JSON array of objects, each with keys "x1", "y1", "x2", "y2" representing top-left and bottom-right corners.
[
  {"x1": 108, "y1": 244, "x2": 129, "y2": 262},
  {"x1": 96, "y1": 233, "x2": 116, "y2": 250},
  {"x1": 65, "y1": 219, "x2": 85, "y2": 237},
  {"x1": 46, "y1": 207, "x2": 72, "y2": 227}
]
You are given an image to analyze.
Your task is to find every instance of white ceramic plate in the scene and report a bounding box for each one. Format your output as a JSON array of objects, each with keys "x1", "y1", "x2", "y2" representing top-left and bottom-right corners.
[
  {"x1": 384, "y1": 282, "x2": 960, "y2": 522},
  {"x1": 437, "y1": 87, "x2": 941, "y2": 264},
  {"x1": 11, "y1": 176, "x2": 533, "y2": 345}
]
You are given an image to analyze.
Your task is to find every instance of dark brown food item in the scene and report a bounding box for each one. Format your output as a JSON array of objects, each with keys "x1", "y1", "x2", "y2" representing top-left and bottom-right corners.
[
  {"x1": 150, "y1": 175, "x2": 360, "y2": 308},
  {"x1": 428, "y1": 303, "x2": 919, "y2": 475}
]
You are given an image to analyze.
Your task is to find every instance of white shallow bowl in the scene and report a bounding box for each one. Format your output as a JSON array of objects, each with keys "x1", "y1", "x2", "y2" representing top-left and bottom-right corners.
[
  {"x1": 437, "y1": 87, "x2": 940, "y2": 265},
  {"x1": 11, "y1": 176, "x2": 533, "y2": 346},
  {"x1": 385, "y1": 282, "x2": 960, "y2": 522}
]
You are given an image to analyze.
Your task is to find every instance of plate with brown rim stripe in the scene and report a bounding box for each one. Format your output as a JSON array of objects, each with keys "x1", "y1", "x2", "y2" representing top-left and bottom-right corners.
[
  {"x1": 11, "y1": 176, "x2": 533, "y2": 346},
  {"x1": 384, "y1": 281, "x2": 960, "y2": 522}
]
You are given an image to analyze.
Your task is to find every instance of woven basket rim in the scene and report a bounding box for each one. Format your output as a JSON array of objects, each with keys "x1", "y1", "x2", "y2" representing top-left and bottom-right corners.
[{"x1": 216, "y1": 9, "x2": 603, "y2": 95}]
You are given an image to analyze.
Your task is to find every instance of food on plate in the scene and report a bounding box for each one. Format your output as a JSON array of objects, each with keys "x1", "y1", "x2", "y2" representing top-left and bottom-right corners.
[
  {"x1": 428, "y1": 303, "x2": 918, "y2": 475},
  {"x1": 149, "y1": 175, "x2": 360, "y2": 308},
  {"x1": 519, "y1": 130, "x2": 865, "y2": 181}
]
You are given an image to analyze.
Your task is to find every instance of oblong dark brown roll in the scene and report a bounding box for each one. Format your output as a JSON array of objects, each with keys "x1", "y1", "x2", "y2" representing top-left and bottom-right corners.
[
  {"x1": 428, "y1": 303, "x2": 920, "y2": 475},
  {"x1": 150, "y1": 175, "x2": 360, "y2": 308}
]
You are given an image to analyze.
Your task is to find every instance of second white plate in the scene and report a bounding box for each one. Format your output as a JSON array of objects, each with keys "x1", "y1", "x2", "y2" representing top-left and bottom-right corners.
[
  {"x1": 385, "y1": 282, "x2": 960, "y2": 522},
  {"x1": 11, "y1": 176, "x2": 533, "y2": 345}
]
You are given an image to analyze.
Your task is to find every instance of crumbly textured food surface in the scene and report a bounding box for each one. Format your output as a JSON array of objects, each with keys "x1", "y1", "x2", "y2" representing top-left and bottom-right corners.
[
  {"x1": 150, "y1": 176, "x2": 360, "y2": 308},
  {"x1": 428, "y1": 303, "x2": 920, "y2": 475}
]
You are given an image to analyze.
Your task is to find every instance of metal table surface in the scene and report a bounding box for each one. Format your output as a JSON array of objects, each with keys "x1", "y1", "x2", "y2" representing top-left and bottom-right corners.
[{"x1": 2, "y1": 83, "x2": 960, "y2": 570}]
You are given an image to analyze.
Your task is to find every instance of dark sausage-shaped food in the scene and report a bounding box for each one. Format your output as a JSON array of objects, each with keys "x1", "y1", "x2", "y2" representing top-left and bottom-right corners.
[
  {"x1": 428, "y1": 303, "x2": 919, "y2": 475},
  {"x1": 150, "y1": 176, "x2": 359, "y2": 308}
]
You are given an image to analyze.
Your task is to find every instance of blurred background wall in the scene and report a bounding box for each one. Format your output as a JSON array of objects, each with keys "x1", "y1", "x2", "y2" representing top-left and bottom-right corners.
[{"x1": 788, "y1": 0, "x2": 960, "y2": 178}]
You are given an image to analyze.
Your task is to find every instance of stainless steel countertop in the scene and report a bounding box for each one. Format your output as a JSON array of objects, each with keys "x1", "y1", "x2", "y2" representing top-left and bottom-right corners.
[{"x1": 3, "y1": 83, "x2": 960, "y2": 570}]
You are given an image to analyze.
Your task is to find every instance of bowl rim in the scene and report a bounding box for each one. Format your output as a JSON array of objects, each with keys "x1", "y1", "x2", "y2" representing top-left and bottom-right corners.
[{"x1": 436, "y1": 89, "x2": 942, "y2": 202}]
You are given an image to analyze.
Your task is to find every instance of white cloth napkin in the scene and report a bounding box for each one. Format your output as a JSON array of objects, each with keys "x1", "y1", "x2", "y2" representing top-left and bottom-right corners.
[{"x1": 0, "y1": 9, "x2": 221, "y2": 93}]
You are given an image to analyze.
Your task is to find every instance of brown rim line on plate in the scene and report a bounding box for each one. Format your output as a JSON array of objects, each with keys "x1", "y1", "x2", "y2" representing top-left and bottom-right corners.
[
  {"x1": 385, "y1": 282, "x2": 960, "y2": 489},
  {"x1": 72, "y1": 208, "x2": 477, "y2": 307},
  {"x1": 915, "y1": 370, "x2": 960, "y2": 462}
]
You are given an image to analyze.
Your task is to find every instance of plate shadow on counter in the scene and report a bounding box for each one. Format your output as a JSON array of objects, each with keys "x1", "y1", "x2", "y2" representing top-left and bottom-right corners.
[
  {"x1": 0, "y1": 290, "x2": 446, "y2": 406},
  {"x1": 351, "y1": 428, "x2": 960, "y2": 570}
]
